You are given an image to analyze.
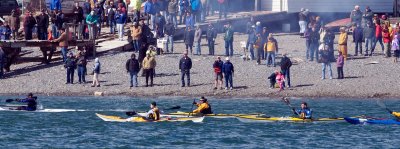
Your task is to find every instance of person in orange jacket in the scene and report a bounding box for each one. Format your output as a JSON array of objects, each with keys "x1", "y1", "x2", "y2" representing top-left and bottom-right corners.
[
  {"x1": 338, "y1": 27, "x2": 348, "y2": 60},
  {"x1": 192, "y1": 96, "x2": 212, "y2": 114}
]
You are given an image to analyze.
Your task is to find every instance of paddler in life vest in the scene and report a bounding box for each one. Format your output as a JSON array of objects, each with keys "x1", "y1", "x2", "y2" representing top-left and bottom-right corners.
[
  {"x1": 146, "y1": 102, "x2": 160, "y2": 120},
  {"x1": 293, "y1": 102, "x2": 312, "y2": 119},
  {"x1": 15, "y1": 93, "x2": 37, "y2": 111},
  {"x1": 391, "y1": 111, "x2": 400, "y2": 120},
  {"x1": 192, "y1": 97, "x2": 213, "y2": 114}
]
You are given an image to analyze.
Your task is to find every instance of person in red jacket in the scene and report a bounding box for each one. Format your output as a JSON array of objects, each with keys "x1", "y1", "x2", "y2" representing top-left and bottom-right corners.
[
  {"x1": 372, "y1": 22, "x2": 384, "y2": 56},
  {"x1": 382, "y1": 23, "x2": 392, "y2": 57}
]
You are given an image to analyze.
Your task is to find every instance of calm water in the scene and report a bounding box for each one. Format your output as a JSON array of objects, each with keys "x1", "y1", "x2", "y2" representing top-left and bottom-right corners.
[{"x1": 0, "y1": 96, "x2": 399, "y2": 148}]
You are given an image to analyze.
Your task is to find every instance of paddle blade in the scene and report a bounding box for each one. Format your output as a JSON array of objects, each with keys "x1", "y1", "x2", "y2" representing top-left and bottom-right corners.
[
  {"x1": 376, "y1": 100, "x2": 393, "y2": 114},
  {"x1": 282, "y1": 97, "x2": 290, "y2": 105},
  {"x1": 126, "y1": 111, "x2": 137, "y2": 116},
  {"x1": 5, "y1": 99, "x2": 14, "y2": 103},
  {"x1": 168, "y1": 106, "x2": 181, "y2": 110}
]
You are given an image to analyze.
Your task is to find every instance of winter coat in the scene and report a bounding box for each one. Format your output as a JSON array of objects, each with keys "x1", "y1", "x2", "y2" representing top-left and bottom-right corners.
[
  {"x1": 184, "y1": 29, "x2": 195, "y2": 45},
  {"x1": 223, "y1": 26, "x2": 234, "y2": 41},
  {"x1": 168, "y1": 0, "x2": 178, "y2": 13},
  {"x1": 362, "y1": 9, "x2": 373, "y2": 26},
  {"x1": 73, "y1": 6, "x2": 84, "y2": 23},
  {"x1": 185, "y1": 15, "x2": 194, "y2": 28},
  {"x1": 352, "y1": 27, "x2": 363, "y2": 42},
  {"x1": 336, "y1": 54, "x2": 344, "y2": 67},
  {"x1": 157, "y1": 0, "x2": 168, "y2": 11},
  {"x1": 23, "y1": 15, "x2": 36, "y2": 28},
  {"x1": 36, "y1": 14, "x2": 49, "y2": 29},
  {"x1": 280, "y1": 56, "x2": 292, "y2": 70},
  {"x1": 86, "y1": 14, "x2": 98, "y2": 24},
  {"x1": 164, "y1": 23, "x2": 175, "y2": 36},
  {"x1": 206, "y1": 27, "x2": 217, "y2": 40},
  {"x1": 64, "y1": 57, "x2": 77, "y2": 69},
  {"x1": 191, "y1": 0, "x2": 201, "y2": 11},
  {"x1": 126, "y1": 58, "x2": 140, "y2": 72},
  {"x1": 350, "y1": 10, "x2": 362, "y2": 24},
  {"x1": 363, "y1": 26, "x2": 374, "y2": 39},
  {"x1": 0, "y1": 26, "x2": 11, "y2": 40},
  {"x1": 145, "y1": 2, "x2": 156, "y2": 15},
  {"x1": 383, "y1": 29, "x2": 392, "y2": 43},
  {"x1": 142, "y1": 56, "x2": 157, "y2": 69},
  {"x1": 222, "y1": 61, "x2": 234, "y2": 74},
  {"x1": 194, "y1": 28, "x2": 202, "y2": 42},
  {"x1": 179, "y1": 56, "x2": 192, "y2": 70},
  {"x1": 115, "y1": 13, "x2": 127, "y2": 24}
]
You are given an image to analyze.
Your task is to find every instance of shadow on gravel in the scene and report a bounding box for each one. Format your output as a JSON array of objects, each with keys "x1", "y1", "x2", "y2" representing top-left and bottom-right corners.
[
  {"x1": 295, "y1": 84, "x2": 314, "y2": 87},
  {"x1": 344, "y1": 76, "x2": 363, "y2": 79},
  {"x1": 4, "y1": 61, "x2": 65, "y2": 78},
  {"x1": 234, "y1": 86, "x2": 248, "y2": 90},
  {"x1": 103, "y1": 83, "x2": 121, "y2": 87},
  {"x1": 190, "y1": 83, "x2": 213, "y2": 87},
  {"x1": 156, "y1": 73, "x2": 179, "y2": 77},
  {"x1": 154, "y1": 83, "x2": 178, "y2": 87}
]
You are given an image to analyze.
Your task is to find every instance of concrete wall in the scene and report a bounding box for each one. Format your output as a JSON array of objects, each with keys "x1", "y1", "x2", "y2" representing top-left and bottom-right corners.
[{"x1": 261, "y1": 0, "x2": 394, "y2": 13}]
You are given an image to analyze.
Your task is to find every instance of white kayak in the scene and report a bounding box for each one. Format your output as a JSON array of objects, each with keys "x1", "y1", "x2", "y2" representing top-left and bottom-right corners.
[
  {"x1": 96, "y1": 113, "x2": 205, "y2": 123},
  {"x1": 0, "y1": 105, "x2": 84, "y2": 113}
]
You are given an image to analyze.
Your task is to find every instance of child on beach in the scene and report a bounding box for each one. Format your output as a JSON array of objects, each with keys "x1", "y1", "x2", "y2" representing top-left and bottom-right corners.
[
  {"x1": 276, "y1": 71, "x2": 285, "y2": 91},
  {"x1": 391, "y1": 34, "x2": 400, "y2": 63},
  {"x1": 267, "y1": 70, "x2": 278, "y2": 89},
  {"x1": 337, "y1": 51, "x2": 344, "y2": 79}
]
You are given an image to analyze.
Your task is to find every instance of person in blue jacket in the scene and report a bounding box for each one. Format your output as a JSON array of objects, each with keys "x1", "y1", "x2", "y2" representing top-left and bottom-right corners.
[
  {"x1": 51, "y1": 0, "x2": 62, "y2": 11},
  {"x1": 293, "y1": 102, "x2": 312, "y2": 119},
  {"x1": 222, "y1": 57, "x2": 234, "y2": 90},
  {"x1": 15, "y1": 93, "x2": 37, "y2": 111},
  {"x1": 0, "y1": 22, "x2": 11, "y2": 40},
  {"x1": 145, "y1": 0, "x2": 159, "y2": 30},
  {"x1": 115, "y1": 9, "x2": 127, "y2": 41},
  {"x1": 190, "y1": 0, "x2": 201, "y2": 24}
]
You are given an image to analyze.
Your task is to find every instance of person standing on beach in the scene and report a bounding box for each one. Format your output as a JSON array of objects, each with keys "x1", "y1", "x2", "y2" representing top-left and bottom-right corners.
[
  {"x1": 382, "y1": 23, "x2": 392, "y2": 57},
  {"x1": 36, "y1": 9, "x2": 49, "y2": 40},
  {"x1": 194, "y1": 24, "x2": 202, "y2": 55},
  {"x1": 86, "y1": 11, "x2": 99, "y2": 40},
  {"x1": 298, "y1": 8, "x2": 307, "y2": 37},
  {"x1": 65, "y1": 53, "x2": 77, "y2": 84},
  {"x1": 222, "y1": 57, "x2": 234, "y2": 90},
  {"x1": 115, "y1": 9, "x2": 127, "y2": 41},
  {"x1": 9, "y1": 9, "x2": 20, "y2": 40},
  {"x1": 362, "y1": 6, "x2": 373, "y2": 28},
  {"x1": 179, "y1": 52, "x2": 192, "y2": 87},
  {"x1": 254, "y1": 34, "x2": 262, "y2": 64},
  {"x1": 309, "y1": 27, "x2": 320, "y2": 61},
  {"x1": 336, "y1": 51, "x2": 344, "y2": 79},
  {"x1": 224, "y1": 22, "x2": 234, "y2": 56},
  {"x1": 364, "y1": 22, "x2": 374, "y2": 56},
  {"x1": 23, "y1": 11, "x2": 36, "y2": 40},
  {"x1": 320, "y1": 44, "x2": 332, "y2": 80},
  {"x1": 91, "y1": 58, "x2": 101, "y2": 87},
  {"x1": 280, "y1": 53, "x2": 292, "y2": 88},
  {"x1": 206, "y1": 23, "x2": 217, "y2": 55},
  {"x1": 184, "y1": 26, "x2": 195, "y2": 54},
  {"x1": 352, "y1": 24, "x2": 363, "y2": 56},
  {"x1": 131, "y1": 22, "x2": 142, "y2": 52},
  {"x1": 265, "y1": 33, "x2": 278, "y2": 67},
  {"x1": 142, "y1": 52, "x2": 156, "y2": 87},
  {"x1": 338, "y1": 27, "x2": 348, "y2": 60},
  {"x1": 213, "y1": 56, "x2": 224, "y2": 90},
  {"x1": 164, "y1": 18, "x2": 176, "y2": 53},
  {"x1": 126, "y1": 53, "x2": 140, "y2": 88},
  {"x1": 350, "y1": 5, "x2": 362, "y2": 27},
  {"x1": 371, "y1": 21, "x2": 384, "y2": 56},
  {"x1": 246, "y1": 25, "x2": 256, "y2": 60},
  {"x1": 392, "y1": 33, "x2": 400, "y2": 63},
  {"x1": 76, "y1": 53, "x2": 87, "y2": 84},
  {"x1": 167, "y1": 0, "x2": 178, "y2": 28},
  {"x1": 217, "y1": 0, "x2": 227, "y2": 19}
]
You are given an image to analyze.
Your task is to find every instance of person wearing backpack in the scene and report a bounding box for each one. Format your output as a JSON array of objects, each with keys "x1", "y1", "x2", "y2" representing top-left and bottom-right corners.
[
  {"x1": 107, "y1": 3, "x2": 117, "y2": 35},
  {"x1": 280, "y1": 53, "x2": 292, "y2": 88}
]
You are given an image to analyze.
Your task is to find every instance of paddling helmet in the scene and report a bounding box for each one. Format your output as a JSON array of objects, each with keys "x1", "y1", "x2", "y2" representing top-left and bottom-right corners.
[{"x1": 28, "y1": 93, "x2": 33, "y2": 97}]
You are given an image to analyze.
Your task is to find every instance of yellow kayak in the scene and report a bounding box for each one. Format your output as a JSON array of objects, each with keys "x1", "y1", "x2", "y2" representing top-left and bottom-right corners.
[
  {"x1": 95, "y1": 113, "x2": 204, "y2": 123},
  {"x1": 167, "y1": 111, "x2": 261, "y2": 118},
  {"x1": 236, "y1": 115, "x2": 344, "y2": 123}
]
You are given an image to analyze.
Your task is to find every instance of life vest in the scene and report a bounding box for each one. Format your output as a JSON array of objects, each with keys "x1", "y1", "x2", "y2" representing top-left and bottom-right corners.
[
  {"x1": 298, "y1": 108, "x2": 312, "y2": 119},
  {"x1": 148, "y1": 107, "x2": 160, "y2": 120},
  {"x1": 200, "y1": 103, "x2": 213, "y2": 114}
]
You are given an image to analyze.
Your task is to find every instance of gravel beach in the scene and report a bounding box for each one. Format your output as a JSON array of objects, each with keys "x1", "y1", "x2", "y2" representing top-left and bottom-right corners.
[{"x1": 1, "y1": 33, "x2": 399, "y2": 98}]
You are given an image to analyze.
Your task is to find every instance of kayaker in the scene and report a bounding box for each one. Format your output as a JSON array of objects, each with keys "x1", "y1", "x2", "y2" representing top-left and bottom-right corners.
[
  {"x1": 146, "y1": 102, "x2": 160, "y2": 121},
  {"x1": 293, "y1": 102, "x2": 312, "y2": 119},
  {"x1": 192, "y1": 97, "x2": 213, "y2": 114},
  {"x1": 15, "y1": 93, "x2": 37, "y2": 111},
  {"x1": 392, "y1": 111, "x2": 400, "y2": 120}
]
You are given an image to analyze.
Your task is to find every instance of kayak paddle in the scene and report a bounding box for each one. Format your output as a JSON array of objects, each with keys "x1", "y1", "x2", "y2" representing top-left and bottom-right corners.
[
  {"x1": 5, "y1": 99, "x2": 15, "y2": 103},
  {"x1": 125, "y1": 106, "x2": 181, "y2": 116},
  {"x1": 376, "y1": 99, "x2": 393, "y2": 114},
  {"x1": 188, "y1": 99, "x2": 196, "y2": 117},
  {"x1": 282, "y1": 97, "x2": 299, "y2": 115}
]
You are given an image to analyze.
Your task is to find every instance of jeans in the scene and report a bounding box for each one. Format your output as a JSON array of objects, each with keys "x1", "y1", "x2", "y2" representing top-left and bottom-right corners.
[
  {"x1": 52, "y1": 24, "x2": 59, "y2": 38},
  {"x1": 310, "y1": 42, "x2": 319, "y2": 61},
  {"x1": 195, "y1": 41, "x2": 201, "y2": 55},
  {"x1": 181, "y1": 70, "x2": 190, "y2": 86},
  {"x1": 208, "y1": 39, "x2": 215, "y2": 55},
  {"x1": 150, "y1": 14, "x2": 156, "y2": 30},
  {"x1": 365, "y1": 38, "x2": 373, "y2": 54},
  {"x1": 168, "y1": 13, "x2": 178, "y2": 28},
  {"x1": 130, "y1": 71, "x2": 138, "y2": 87},
  {"x1": 144, "y1": 68, "x2": 154, "y2": 86},
  {"x1": 165, "y1": 35, "x2": 174, "y2": 53},
  {"x1": 132, "y1": 39, "x2": 141, "y2": 52},
  {"x1": 248, "y1": 43, "x2": 255, "y2": 60},
  {"x1": 109, "y1": 21, "x2": 116, "y2": 34},
  {"x1": 117, "y1": 24, "x2": 124, "y2": 40},
  {"x1": 337, "y1": 66, "x2": 344, "y2": 79},
  {"x1": 306, "y1": 40, "x2": 311, "y2": 59},
  {"x1": 88, "y1": 24, "x2": 96, "y2": 40},
  {"x1": 282, "y1": 69, "x2": 291, "y2": 87},
  {"x1": 179, "y1": 11, "x2": 186, "y2": 25},
  {"x1": 355, "y1": 41, "x2": 363, "y2": 55},
  {"x1": 224, "y1": 73, "x2": 233, "y2": 88},
  {"x1": 372, "y1": 36, "x2": 384, "y2": 54},
  {"x1": 186, "y1": 44, "x2": 193, "y2": 54},
  {"x1": 322, "y1": 63, "x2": 332, "y2": 79},
  {"x1": 61, "y1": 47, "x2": 68, "y2": 62},
  {"x1": 266, "y1": 51, "x2": 275, "y2": 66},
  {"x1": 24, "y1": 27, "x2": 33, "y2": 40},
  {"x1": 255, "y1": 48, "x2": 262, "y2": 64},
  {"x1": 66, "y1": 68, "x2": 75, "y2": 83},
  {"x1": 77, "y1": 66, "x2": 86, "y2": 83},
  {"x1": 37, "y1": 28, "x2": 47, "y2": 40},
  {"x1": 225, "y1": 40, "x2": 233, "y2": 56}
]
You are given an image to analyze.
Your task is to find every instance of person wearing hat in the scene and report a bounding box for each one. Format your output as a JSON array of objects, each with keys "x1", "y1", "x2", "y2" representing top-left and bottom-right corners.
[
  {"x1": 179, "y1": 51, "x2": 192, "y2": 87},
  {"x1": 36, "y1": 9, "x2": 49, "y2": 40},
  {"x1": 280, "y1": 53, "x2": 292, "y2": 88},
  {"x1": 86, "y1": 10, "x2": 99, "y2": 40},
  {"x1": 206, "y1": 23, "x2": 217, "y2": 55},
  {"x1": 13, "y1": 93, "x2": 38, "y2": 111},
  {"x1": 292, "y1": 102, "x2": 312, "y2": 119},
  {"x1": 64, "y1": 53, "x2": 77, "y2": 84},
  {"x1": 126, "y1": 53, "x2": 140, "y2": 88},
  {"x1": 142, "y1": 51, "x2": 156, "y2": 87},
  {"x1": 222, "y1": 57, "x2": 234, "y2": 90},
  {"x1": 213, "y1": 56, "x2": 224, "y2": 90},
  {"x1": 362, "y1": 6, "x2": 373, "y2": 28},
  {"x1": 192, "y1": 97, "x2": 212, "y2": 114},
  {"x1": 246, "y1": 25, "x2": 256, "y2": 60},
  {"x1": 146, "y1": 102, "x2": 160, "y2": 120}
]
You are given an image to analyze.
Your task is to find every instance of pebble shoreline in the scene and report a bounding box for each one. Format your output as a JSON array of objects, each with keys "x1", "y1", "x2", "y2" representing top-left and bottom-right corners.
[{"x1": 1, "y1": 33, "x2": 399, "y2": 99}]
